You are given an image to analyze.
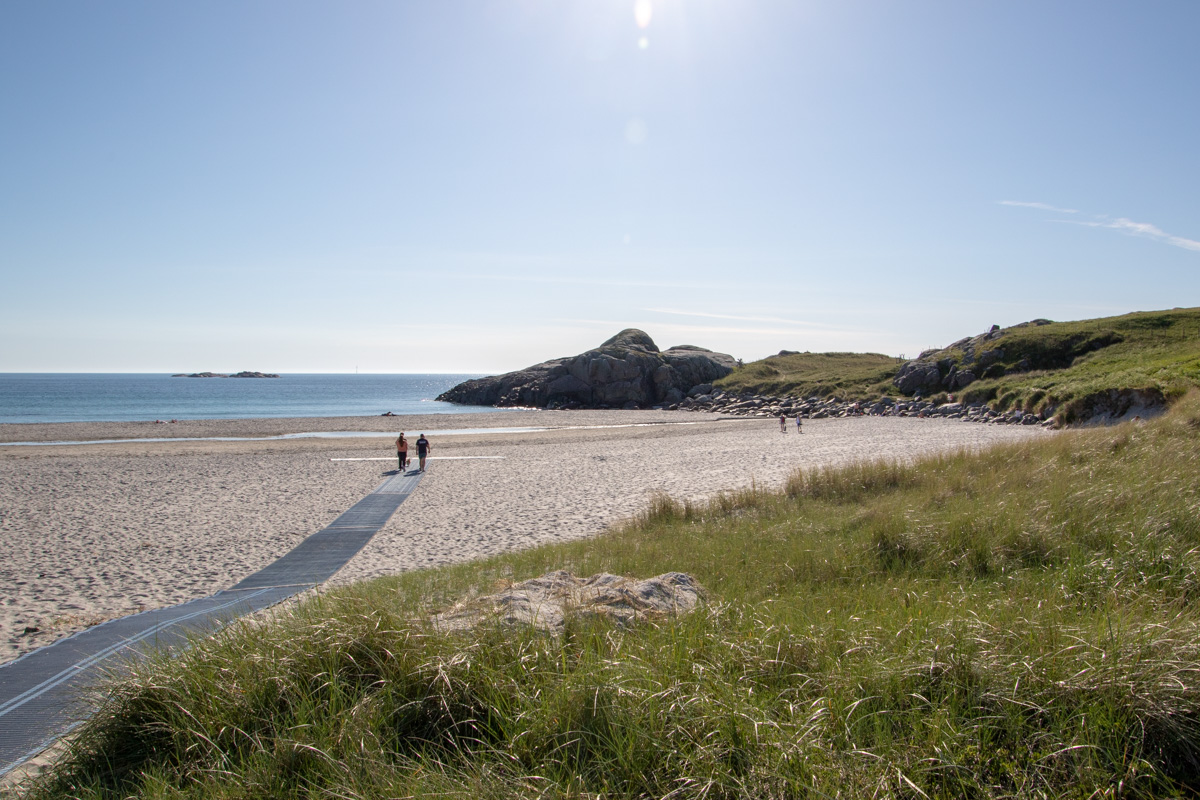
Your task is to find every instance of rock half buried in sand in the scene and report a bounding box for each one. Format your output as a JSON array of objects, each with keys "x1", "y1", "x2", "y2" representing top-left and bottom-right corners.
[{"x1": 432, "y1": 570, "x2": 704, "y2": 634}]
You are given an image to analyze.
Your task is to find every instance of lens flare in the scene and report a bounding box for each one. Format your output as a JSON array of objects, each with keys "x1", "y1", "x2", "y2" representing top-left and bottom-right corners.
[{"x1": 634, "y1": 0, "x2": 653, "y2": 29}]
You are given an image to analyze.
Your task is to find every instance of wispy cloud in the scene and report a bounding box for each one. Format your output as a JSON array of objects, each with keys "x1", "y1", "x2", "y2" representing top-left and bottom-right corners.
[
  {"x1": 559, "y1": 318, "x2": 876, "y2": 340},
  {"x1": 640, "y1": 307, "x2": 844, "y2": 329},
  {"x1": 1001, "y1": 201, "x2": 1200, "y2": 253},
  {"x1": 473, "y1": 273, "x2": 730, "y2": 291},
  {"x1": 1078, "y1": 218, "x2": 1200, "y2": 253},
  {"x1": 999, "y1": 200, "x2": 1079, "y2": 214},
  {"x1": 558, "y1": 314, "x2": 888, "y2": 344}
]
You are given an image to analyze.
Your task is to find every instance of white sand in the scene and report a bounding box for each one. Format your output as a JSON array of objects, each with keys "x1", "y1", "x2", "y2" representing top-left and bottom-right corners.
[{"x1": 0, "y1": 411, "x2": 1047, "y2": 664}]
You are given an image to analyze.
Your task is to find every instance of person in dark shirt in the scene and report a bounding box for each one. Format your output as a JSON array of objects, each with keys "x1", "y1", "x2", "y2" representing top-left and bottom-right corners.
[{"x1": 416, "y1": 434, "x2": 431, "y2": 472}]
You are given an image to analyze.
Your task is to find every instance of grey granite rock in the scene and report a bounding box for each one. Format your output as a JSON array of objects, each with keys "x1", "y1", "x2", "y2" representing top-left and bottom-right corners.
[
  {"x1": 436, "y1": 329, "x2": 737, "y2": 409},
  {"x1": 432, "y1": 570, "x2": 705, "y2": 634}
]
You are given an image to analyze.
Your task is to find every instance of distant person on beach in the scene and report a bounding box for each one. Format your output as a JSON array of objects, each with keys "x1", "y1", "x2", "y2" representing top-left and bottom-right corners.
[
  {"x1": 396, "y1": 433, "x2": 408, "y2": 471},
  {"x1": 796, "y1": 415, "x2": 803, "y2": 434},
  {"x1": 779, "y1": 414, "x2": 787, "y2": 433},
  {"x1": 416, "y1": 434, "x2": 431, "y2": 471}
]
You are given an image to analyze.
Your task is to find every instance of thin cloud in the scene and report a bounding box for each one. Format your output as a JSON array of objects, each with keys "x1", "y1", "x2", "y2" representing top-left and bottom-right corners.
[
  {"x1": 1001, "y1": 201, "x2": 1200, "y2": 253},
  {"x1": 999, "y1": 200, "x2": 1079, "y2": 214},
  {"x1": 560, "y1": 318, "x2": 883, "y2": 341},
  {"x1": 474, "y1": 273, "x2": 729, "y2": 291},
  {"x1": 1067, "y1": 217, "x2": 1200, "y2": 253},
  {"x1": 641, "y1": 307, "x2": 844, "y2": 329}
]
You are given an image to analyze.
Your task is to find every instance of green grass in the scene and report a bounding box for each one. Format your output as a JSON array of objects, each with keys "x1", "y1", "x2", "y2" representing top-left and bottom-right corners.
[
  {"x1": 23, "y1": 395, "x2": 1200, "y2": 799},
  {"x1": 957, "y1": 308, "x2": 1200, "y2": 420},
  {"x1": 714, "y1": 351, "x2": 902, "y2": 398},
  {"x1": 715, "y1": 308, "x2": 1200, "y2": 420}
]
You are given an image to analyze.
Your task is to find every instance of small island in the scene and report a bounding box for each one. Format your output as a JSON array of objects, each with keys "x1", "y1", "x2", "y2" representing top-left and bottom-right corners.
[{"x1": 171, "y1": 371, "x2": 281, "y2": 378}]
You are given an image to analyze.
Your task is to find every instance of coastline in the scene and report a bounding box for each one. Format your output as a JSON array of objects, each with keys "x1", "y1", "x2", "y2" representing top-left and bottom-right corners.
[
  {"x1": 0, "y1": 410, "x2": 1048, "y2": 664},
  {"x1": 0, "y1": 408, "x2": 691, "y2": 444}
]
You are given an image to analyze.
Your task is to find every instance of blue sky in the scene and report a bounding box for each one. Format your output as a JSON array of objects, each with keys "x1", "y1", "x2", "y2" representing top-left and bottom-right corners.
[{"x1": 2, "y1": 1, "x2": 1198, "y2": 373}]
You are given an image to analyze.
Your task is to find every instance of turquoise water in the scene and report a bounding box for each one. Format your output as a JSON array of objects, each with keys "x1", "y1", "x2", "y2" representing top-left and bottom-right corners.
[{"x1": 0, "y1": 374, "x2": 495, "y2": 423}]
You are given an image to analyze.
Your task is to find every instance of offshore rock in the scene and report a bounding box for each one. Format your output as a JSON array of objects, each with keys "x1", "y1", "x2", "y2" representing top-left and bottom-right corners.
[
  {"x1": 436, "y1": 329, "x2": 737, "y2": 409},
  {"x1": 172, "y1": 371, "x2": 280, "y2": 378}
]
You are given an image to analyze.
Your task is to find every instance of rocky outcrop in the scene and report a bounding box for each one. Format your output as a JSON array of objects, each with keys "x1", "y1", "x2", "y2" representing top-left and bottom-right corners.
[
  {"x1": 432, "y1": 571, "x2": 704, "y2": 634},
  {"x1": 436, "y1": 330, "x2": 737, "y2": 409},
  {"x1": 891, "y1": 319, "x2": 1123, "y2": 398}
]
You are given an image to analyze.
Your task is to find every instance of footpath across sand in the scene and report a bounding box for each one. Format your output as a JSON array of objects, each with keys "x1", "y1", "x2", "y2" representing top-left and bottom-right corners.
[{"x1": 0, "y1": 410, "x2": 1047, "y2": 664}]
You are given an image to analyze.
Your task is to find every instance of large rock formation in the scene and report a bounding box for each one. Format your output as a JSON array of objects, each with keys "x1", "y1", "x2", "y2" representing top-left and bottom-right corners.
[{"x1": 436, "y1": 329, "x2": 738, "y2": 409}]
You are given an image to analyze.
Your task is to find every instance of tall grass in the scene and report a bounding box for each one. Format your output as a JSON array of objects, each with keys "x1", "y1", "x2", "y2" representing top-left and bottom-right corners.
[{"x1": 21, "y1": 394, "x2": 1200, "y2": 798}]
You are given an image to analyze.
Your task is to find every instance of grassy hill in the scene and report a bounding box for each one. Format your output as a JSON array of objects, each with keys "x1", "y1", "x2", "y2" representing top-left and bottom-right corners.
[
  {"x1": 27, "y1": 396, "x2": 1200, "y2": 799},
  {"x1": 716, "y1": 307, "x2": 1200, "y2": 423},
  {"x1": 952, "y1": 307, "x2": 1200, "y2": 422},
  {"x1": 714, "y1": 351, "x2": 902, "y2": 398}
]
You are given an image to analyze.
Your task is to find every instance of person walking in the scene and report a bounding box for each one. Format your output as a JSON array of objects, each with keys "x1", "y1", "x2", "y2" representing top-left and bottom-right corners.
[
  {"x1": 396, "y1": 433, "x2": 409, "y2": 471},
  {"x1": 416, "y1": 433, "x2": 431, "y2": 472},
  {"x1": 779, "y1": 414, "x2": 787, "y2": 434},
  {"x1": 796, "y1": 415, "x2": 803, "y2": 434}
]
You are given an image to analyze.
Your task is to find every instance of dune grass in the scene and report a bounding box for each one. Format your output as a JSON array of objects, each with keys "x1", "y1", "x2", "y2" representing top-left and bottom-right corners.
[{"x1": 23, "y1": 396, "x2": 1200, "y2": 798}]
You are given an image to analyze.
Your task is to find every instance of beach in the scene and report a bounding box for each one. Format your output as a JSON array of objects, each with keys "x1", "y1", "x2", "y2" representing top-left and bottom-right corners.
[{"x1": 0, "y1": 410, "x2": 1048, "y2": 664}]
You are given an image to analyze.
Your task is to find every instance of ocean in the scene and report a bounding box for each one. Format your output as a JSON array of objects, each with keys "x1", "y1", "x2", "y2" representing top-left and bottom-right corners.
[{"x1": 0, "y1": 374, "x2": 495, "y2": 424}]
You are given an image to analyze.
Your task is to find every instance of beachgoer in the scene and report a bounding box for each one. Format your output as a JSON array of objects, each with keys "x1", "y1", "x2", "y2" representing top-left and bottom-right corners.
[
  {"x1": 796, "y1": 415, "x2": 803, "y2": 434},
  {"x1": 780, "y1": 414, "x2": 787, "y2": 433},
  {"x1": 396, "y1": 433, "x2": 409, "y2": 471},
  {"x1": 416, "y1": 434, "x2": 431, "y2": 471}
]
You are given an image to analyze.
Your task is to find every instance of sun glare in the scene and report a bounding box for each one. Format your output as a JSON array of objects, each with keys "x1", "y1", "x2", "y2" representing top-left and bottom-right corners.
[{"x1": 634, "y1": 0, "x2": 653, "y2": 29}]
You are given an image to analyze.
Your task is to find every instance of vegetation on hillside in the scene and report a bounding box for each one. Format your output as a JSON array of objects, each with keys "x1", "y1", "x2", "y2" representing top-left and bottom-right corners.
[
  {"x1": 25, "y1": 395, "x2": 1200, "y2": 799},
  {"x1": 714, "y1": 351, "x2": 902, "y2": 398},
  {"x1": 715, "y1": 307, "x2": 1200, "y2": 424},
  {"x1": 955, "y1": 308, "x2": 1200, "y2": 422}
]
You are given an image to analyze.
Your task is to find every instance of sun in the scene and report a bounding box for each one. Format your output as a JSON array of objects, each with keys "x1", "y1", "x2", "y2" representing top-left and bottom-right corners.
[{"x1": 634, "y1": 0, "x2": 653, "y2": 30}]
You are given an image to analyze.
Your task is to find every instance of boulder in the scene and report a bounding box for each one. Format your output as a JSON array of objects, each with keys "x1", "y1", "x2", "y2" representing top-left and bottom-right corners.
[
  {"x1": 436, "y1": 330, "x2": 737, "y2": 409},
  {"x1": 432, "y1": 571, "x2": 705, "y2": 634},
  {"x1": 951, "y1": 370, "x2": 977, "y2": 390},
  {"x1": 893, "y1": 361, "x2": 942, "y2": 394}
]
